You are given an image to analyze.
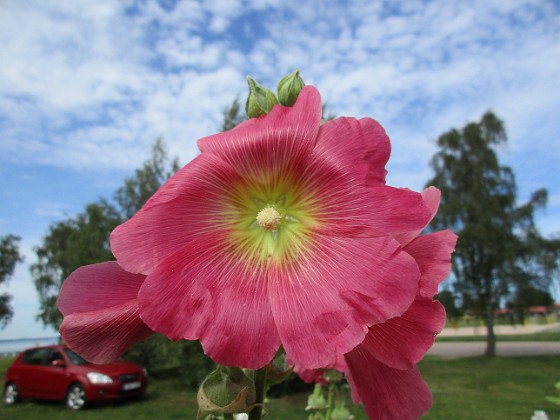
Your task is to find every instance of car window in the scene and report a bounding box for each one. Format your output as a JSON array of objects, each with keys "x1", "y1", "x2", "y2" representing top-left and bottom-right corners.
[
  {"x1": 22, "y1": 348, "x2": 51, "y2": 365},
  {"x1": 63, "y1": 348, "x2": 89, "y2": 365},
  {"x1": 47, "y1": 350, "x2": 64, "y2": 365}
]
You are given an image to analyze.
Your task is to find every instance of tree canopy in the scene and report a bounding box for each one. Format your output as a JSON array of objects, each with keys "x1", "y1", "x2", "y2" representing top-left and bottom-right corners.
[
  {"x1": 221, "y1": 97, "x2": 245, "y2": 132},
  {"x1": 31, "y1": 202, "x2": 121, "y2": 328},
  {"x1": 426, "y1": 111, "x2": 560, "y2": 356},
  {"x1": 0, "y1": 234, "x2": 23, "y2": 328}
]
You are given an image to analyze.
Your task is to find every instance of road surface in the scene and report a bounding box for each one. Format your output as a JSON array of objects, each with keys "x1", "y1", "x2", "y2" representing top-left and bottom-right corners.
[{"x1": 428, "y1": 341, "x2": 560, "y2": 358}]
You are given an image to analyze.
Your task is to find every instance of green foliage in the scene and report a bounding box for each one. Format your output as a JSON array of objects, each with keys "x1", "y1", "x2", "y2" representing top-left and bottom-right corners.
[
  {"x1": 180, "y1": 341, "x2": 217, "y2": 389},
  {"x1": 124, "y1": 336, "x2": 215, "y2": 390},
  {"x1": 0, "y1": 234, "x2": 23, "y2": 283},
  {"x1": 123, "y1": 334, "x2": 182, "y2": 374},
  {"x1": 0, "y1": 234, "x2": 23, "y2": 328},
  {"x1": 31, "y1": 202, "x2": 121, "y2": 328},
  {"x1": 426, "y1": 111, "x2": 560, "y2": 356},
  {"x1": 435, "y1": 290, "x2": 462, "y2": 320},
  {"x1": 507, "y1": 285, "x2": 554, "y2": 323}
]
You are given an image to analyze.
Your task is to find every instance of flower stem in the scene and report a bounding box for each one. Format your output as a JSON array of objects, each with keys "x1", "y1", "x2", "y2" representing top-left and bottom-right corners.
[
  {"x1": 325, "y1": 382, "x2": 335, "y2": 420},
  {"x1": 223, "y1": 414, "x2": 234, "y2": 420},
  {"x1": 248, "y1": 368, "x2": 268, "y2": 420}
]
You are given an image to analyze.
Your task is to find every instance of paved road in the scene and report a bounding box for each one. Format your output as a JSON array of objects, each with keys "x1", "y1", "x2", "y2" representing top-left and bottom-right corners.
[{"x1": 428, "y1": 341, "x2": 560, "y2": 358}]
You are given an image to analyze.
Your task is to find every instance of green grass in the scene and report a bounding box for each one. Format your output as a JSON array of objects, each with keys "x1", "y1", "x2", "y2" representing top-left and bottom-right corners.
[
  {"x1": 2, "y1": 356, "x2": 560, "y2": 419},
  {"x1": 436, "y1": 331, "x2": 560, "y2": 342},
  {"x1": 421, "y1": 356, "x2": 560, "y2": 419}
]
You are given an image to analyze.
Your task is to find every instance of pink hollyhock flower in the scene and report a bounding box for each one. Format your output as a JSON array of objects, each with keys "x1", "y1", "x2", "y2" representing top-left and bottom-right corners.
[
  {"x1": 58, "y1": 262, "x2": 153, "y2": 363},
  {"x1": 58, "y1": 85, "x2": 435, "y2": 372},
  {"x1": 297, "y1": 189, "x2": 457, "y2": 419}
]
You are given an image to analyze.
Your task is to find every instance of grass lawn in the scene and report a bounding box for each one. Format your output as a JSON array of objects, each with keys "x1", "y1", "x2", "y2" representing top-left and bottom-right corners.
[
  {"x1": 421, "y1": 356, "x2": 560, "y2": 419},
  {"x1": 2, "y1": 356, "x2": 560, "y2": 419}
]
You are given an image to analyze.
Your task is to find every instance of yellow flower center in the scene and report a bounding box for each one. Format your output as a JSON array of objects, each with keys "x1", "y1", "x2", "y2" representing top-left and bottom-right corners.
[
  {"x1": 221, "y1": 172, "x2": 322, "y2": 266},
  {"x1": 256, "y1": 207, "x2": 282, "y2": 231}
]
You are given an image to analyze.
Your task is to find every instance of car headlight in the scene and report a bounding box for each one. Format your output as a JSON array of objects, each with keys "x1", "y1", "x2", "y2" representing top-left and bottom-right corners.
[{"x1": 86, "y1": 372, "x2": 113, "y2": 384}]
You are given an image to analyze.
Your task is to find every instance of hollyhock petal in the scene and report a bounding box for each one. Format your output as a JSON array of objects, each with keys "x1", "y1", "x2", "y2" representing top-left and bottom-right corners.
[
  {"x1": 360, "y1": 298, "x2": 446, "y2": 370},
  {"x1": 359, "y1": 186, "x2": 433, "y2": 235},
  {"x1": 404, "y1": 230, "x2": 458, "y2": 298},
  {"x1": 269, "y1": 235, "x2": 420, "y2": 370},
  {"x1": 297, "y1": 368, "x2": 328, "y2": 385},
  {"x1": 58, "y1": 262, "x2": 146, "y2": 316},
  {"x1": 198, "y1": 85, "x2": 322, "y2": 176},
  {"x1": 137, "y1": 239, "x2": 281, "y2": 369},
  {"x1": 313, "y1": 116, "x2": 391, "y2": 185},
  {"x1": 60, "y1": 300, "x2": 153, "y2": 364},
  {"x1": 299, "y1": 155, "x2": 432, "y2": 237},
  {"x1": 345, "y1": 347, "x2": 432, "y2": 420},
  {"x1": 393, "y1": 187, "x2": 441, "y2": 246},
  {"x1": 111, "y1": 153, "x2": 245, "y2": 274}
]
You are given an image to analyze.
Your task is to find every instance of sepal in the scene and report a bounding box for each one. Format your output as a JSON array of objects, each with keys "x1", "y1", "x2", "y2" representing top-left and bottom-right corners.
[{"x1": 197, "y1": 366, "x2": 257, "y2": 416}]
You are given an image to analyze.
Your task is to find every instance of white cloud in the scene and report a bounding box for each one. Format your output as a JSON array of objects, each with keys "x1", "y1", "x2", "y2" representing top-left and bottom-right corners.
[{"x1": 0, "y1": 0, "x2": 559, "y2": 215}]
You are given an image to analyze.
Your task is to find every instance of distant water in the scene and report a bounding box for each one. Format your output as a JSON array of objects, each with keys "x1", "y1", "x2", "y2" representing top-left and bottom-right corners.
[{"x1": 0, "y1": 337, "x2": 60, "y2": 356}]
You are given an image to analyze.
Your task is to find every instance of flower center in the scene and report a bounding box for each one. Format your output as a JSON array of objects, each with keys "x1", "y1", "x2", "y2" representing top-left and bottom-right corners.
[{"x1": 256, "y1": 206, "x2": 282, "y2": 231}]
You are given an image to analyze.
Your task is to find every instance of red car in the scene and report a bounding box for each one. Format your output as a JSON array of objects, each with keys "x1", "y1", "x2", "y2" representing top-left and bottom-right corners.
[{"x1": 3, "y1": 344, "x2": 147, "y2": 410}]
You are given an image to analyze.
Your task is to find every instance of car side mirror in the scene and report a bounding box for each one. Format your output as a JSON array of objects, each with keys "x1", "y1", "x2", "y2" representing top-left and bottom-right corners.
[{"x1": 51, "y1": 359, "x2": 66, "y2": 368}]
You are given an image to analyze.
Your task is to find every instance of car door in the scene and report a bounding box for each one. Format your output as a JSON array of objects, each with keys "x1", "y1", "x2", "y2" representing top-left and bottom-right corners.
[
  {"x1": 17, "y1": 347, "x2": 51, "y2": 397},
  {"x1": 41, "y1": 349, "x2": 72, "y2": 399}
]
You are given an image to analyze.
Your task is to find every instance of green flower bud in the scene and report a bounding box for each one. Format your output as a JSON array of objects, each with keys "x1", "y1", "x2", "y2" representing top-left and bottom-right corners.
[
  {"x1": 245, "y1": 76, "x2": 279, "y2": 118},
  {"x1": 305, "y1": 383, "x2": 326, "y2": 411},
  {"x1": 265, "y1": 349, "x2": 293, "y2": 385},
  {"x1": 277, "y1": 70, "x2": 305, "y2": 106},
  {"x1": 330, "y1": 400, "x2": 354, "y2": 420},
  {"x1": 197, "y1": 366, "x2": 257, "y2": 416}
]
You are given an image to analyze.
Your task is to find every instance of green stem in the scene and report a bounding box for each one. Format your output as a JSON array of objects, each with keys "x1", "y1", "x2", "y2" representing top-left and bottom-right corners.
[
  {"x1": 325, "y1": 382, "x2": 335, "y2": 420},
  {"x1": 223, "y1": 414, "x2": 234, "y2": 420},
  {"x1": 248, "y1": 368, "x2": 267, "y2": 420}
]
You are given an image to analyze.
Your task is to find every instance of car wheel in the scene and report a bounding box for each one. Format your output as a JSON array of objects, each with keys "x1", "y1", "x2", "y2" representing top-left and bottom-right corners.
[
  {"x1": 65, "y1": 383, "x2": 86, "y2": 410},
  {"x1": 4, "y1": 382, "x2": 20, "y2": 405}
]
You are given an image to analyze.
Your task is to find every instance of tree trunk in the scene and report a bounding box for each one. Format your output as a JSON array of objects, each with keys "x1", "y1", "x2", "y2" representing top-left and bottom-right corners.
[{"x1": 484, "y1": 303, "x2": 496, "y2": 357}]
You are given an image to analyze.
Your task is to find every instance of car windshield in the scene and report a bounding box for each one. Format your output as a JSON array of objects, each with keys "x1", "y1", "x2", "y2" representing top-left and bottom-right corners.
[{"x1": 63, "y1": 348, "x2": 90, "y2": 365}]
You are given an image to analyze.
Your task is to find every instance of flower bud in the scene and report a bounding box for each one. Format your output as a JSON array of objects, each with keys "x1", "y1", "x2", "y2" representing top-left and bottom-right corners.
[
  {"x1": 265, "y1": 349, "x2": 293, "y2": 385},
  {"x1": 277, "y1": 70, "x2": 305, "y2": 106},
  {"x1": 305, "y1": 383, "x2": 326, "y2": 411},
  {"x1": 331, "y1": 400, "x2": 354, "y2": 420},
  {"x1": 197, "y1": 366, "x2": 257, "y2": 416},
  {"x1": 245, "y1": 76, "x2": 279, "y2": 118}
]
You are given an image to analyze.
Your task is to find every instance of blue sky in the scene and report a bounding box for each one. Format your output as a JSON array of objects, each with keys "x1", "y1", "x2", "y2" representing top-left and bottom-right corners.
[{"x1": 1, "y1": 0, "x2": 559, "y2": 339}]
